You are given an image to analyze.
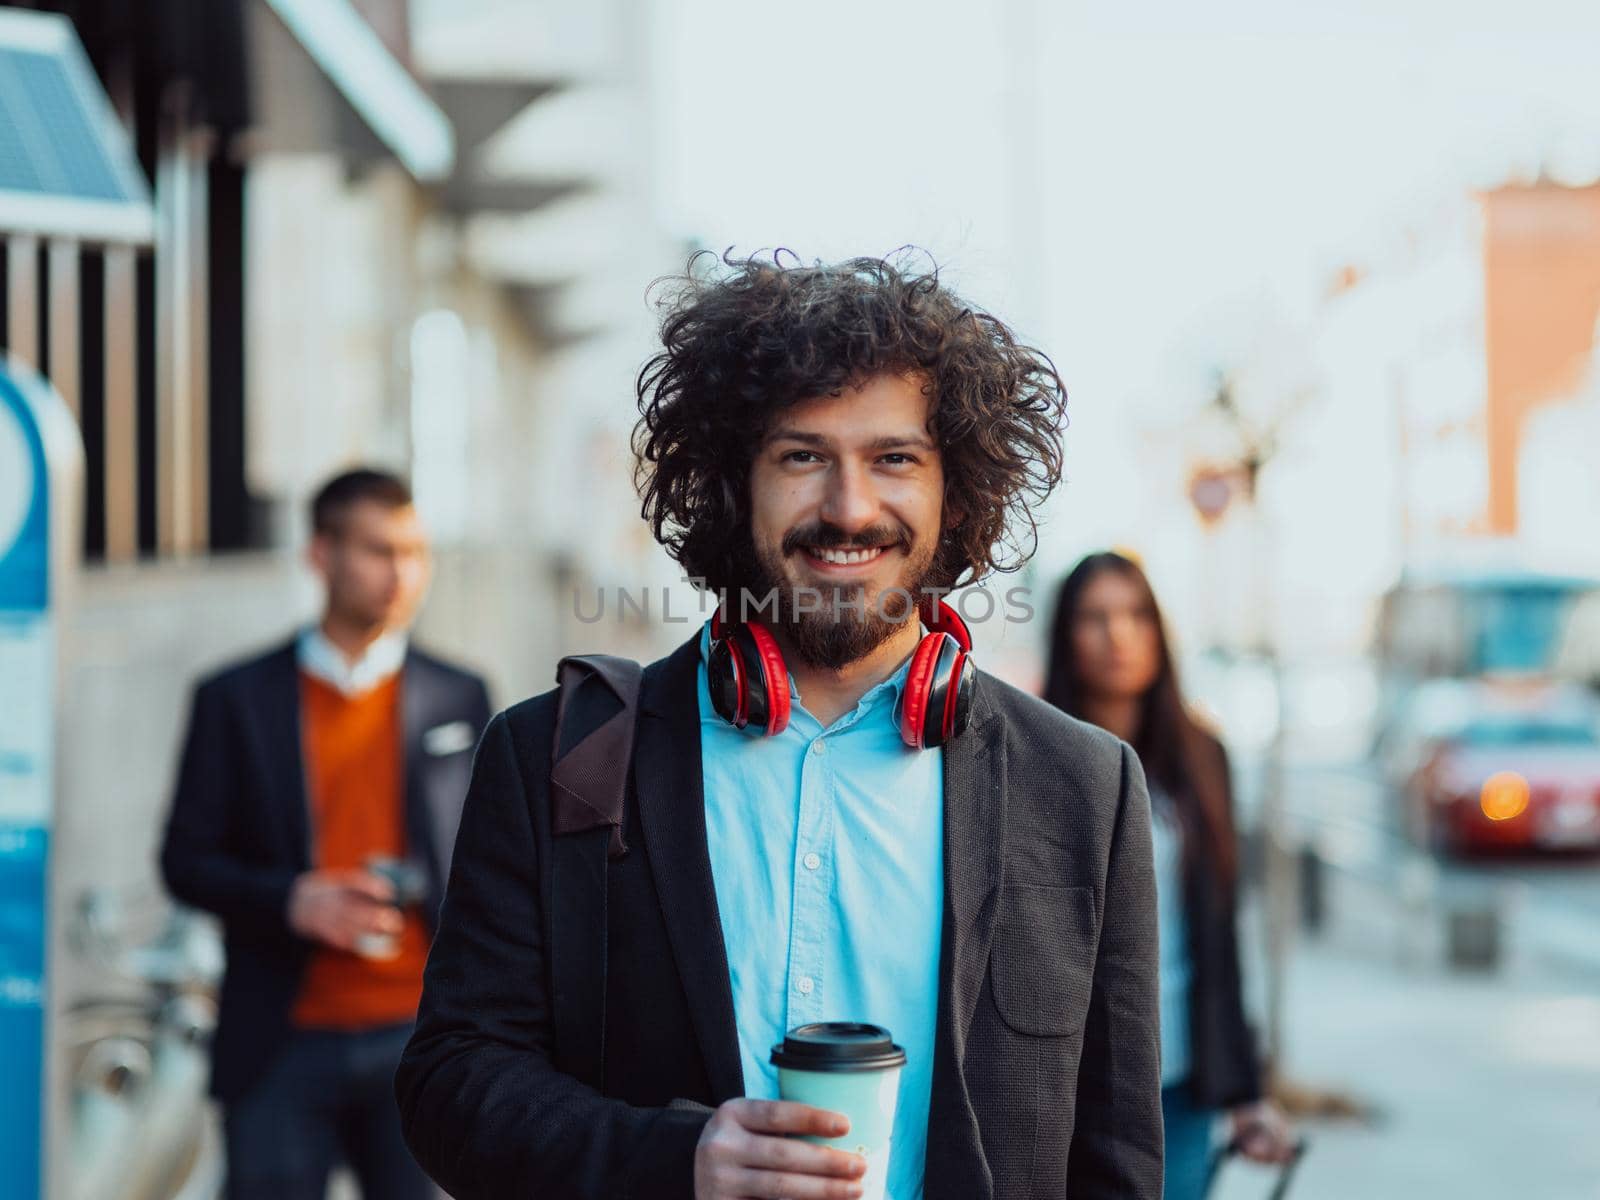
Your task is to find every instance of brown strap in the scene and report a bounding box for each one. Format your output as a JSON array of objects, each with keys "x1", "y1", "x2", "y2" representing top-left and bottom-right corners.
[
  {"x1": 548, "y1": 653, "x2": 641, "y2": 1089},
  {"x1": 550, "y1": 653, "x2": 641, "y2": 859}
]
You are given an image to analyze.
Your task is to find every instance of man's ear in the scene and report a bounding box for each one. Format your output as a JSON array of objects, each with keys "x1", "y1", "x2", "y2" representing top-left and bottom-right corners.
[{"x1": 307, "y1": 531, "x2": 332, "y2": 578}]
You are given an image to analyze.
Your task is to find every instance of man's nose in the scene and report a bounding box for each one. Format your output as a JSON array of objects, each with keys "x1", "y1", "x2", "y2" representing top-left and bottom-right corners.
[{"x1": 818, "y1": 461, "x2": 880, "y2": 534}]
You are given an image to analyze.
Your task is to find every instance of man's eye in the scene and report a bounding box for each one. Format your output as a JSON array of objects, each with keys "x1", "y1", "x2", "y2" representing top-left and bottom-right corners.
[
  {"x1": 879, "y1": 453, "x2": 913, "y2": 465},
  {"x1": 784, "y1": 450, "x2": 821, "y2": 463}
]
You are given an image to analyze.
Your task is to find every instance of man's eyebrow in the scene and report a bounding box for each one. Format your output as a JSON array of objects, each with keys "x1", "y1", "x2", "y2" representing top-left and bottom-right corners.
[
  {"x1": 866, "y1": 433, "x2": 937, "y2": 452},
  {"x1": 764, "y1": 428, "x2": 937, "y2": 452},
  {"x1": 765, "y1": 427, "x2": 829, "y2": 447}
]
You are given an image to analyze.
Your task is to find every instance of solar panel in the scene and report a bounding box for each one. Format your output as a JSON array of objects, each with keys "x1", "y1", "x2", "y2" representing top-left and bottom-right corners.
[
  {"x1": 0, "y1": 46, "x2": 128, "y2": 201},
  {"x1": 0, "y1": 9, "x2": 153, "y2": 244}
]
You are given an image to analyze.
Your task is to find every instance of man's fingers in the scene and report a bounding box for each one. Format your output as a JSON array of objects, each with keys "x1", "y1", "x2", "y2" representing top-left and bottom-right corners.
[
  {"x1": 697, "y1": 1101, "x2": 867, "y2": 1200},
  {"x1": 342, "y1": 872, "x2": 398, "y2": 903},
  {"x1": 731, "y1": 1098, "x2": 850, "y2": 1138},
  {"x1": 360, "y1": 905, "x2": 405, "y2": 934},
  {"x1": 315, "y1": 924, "x2": 359, "y2": 952},
  {"x1": 337, "y1": 905, "x2": 402, "y2": 941},
  {"x1": 742, "y1": 1133, "x2": 865, "y2": 1180},
  {"x1": 723, "y1": 1165, "x2": 865, "y2": 1199},
  {"x1": 309, "y1": 900, "x2": 402, "y2": 950}
]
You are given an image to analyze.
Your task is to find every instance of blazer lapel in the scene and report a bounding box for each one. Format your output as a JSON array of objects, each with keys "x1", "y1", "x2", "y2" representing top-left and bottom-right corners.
[
  {"x1": 254, "y1": 641, "x2": 312, "y2": 868},
  {"x1": 401, "y1": 649, "x2": 449, "y2": 885},
  {"x1": 633, "y1": 634, "x2": 745, "y2": 1102},
  {"x1": 924, "y1": 673, "x2": 1007, "y2": 1200}
]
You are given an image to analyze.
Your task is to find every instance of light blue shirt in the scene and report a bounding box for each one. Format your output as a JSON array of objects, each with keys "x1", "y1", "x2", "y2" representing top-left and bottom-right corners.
[
  {"x1": 1150, "y1": 783, "x2": 1193, "y2": 1087},
  {"x1": 697, "y1": 622, "x2": 944, "y2": 1200}
]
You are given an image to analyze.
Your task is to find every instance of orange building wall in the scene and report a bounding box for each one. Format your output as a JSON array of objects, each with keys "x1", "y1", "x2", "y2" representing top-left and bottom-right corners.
[{"x1": 1480, "y1": 183, "x2": 1600, "y2": 533}]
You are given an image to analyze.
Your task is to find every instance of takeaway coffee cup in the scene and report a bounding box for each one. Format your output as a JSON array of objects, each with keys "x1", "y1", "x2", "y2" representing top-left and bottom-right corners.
[
  {"x1": 353, "y1": 856, "x2": 428, "y2": 959},
  {"x1": 771, "y1": 1023, "x2": 906, "y2": 1200},
  {"x1": 365, "y1": 855, "x2": 429, "y2": 906}
]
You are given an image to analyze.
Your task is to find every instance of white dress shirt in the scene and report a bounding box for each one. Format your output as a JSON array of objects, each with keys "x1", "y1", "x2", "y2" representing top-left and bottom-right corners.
[{"x1": 296, "y1": 625, "x2": 408, "y2": 696}]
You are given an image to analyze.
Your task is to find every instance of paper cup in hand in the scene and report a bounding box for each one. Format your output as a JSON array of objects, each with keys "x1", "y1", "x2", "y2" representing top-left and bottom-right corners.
[
  {"x1": 771, "y1": 1023, "x2": 905, "y2": 1200},
  {"x1": 364, "y1": 855, "x2": 429, "y2": 907},
  {"x1": 352, "y1": 931, "x2": 400, "y2": 960}
]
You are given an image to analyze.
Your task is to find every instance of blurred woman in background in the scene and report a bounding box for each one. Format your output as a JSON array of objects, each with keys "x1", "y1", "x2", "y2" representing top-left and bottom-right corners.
[{"x1": 1044, "y1": 551, "x2": 1295, "y2": 1198}]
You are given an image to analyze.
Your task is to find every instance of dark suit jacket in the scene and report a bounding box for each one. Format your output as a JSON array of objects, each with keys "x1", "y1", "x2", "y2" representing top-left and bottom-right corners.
[
  {"x1": 1179, "y1": 735, "x2": 1262, "y2": 1109},
  {"x1": 159, "y1": 637, "x2": 491, "y2": 1102},
  {"x1": 396, "y1": 632, "x2": 1163, "y2": 1200}
]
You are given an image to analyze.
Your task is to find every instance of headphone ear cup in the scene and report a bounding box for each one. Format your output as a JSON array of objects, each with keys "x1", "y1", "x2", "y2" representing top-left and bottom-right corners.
[
  {"x1": 898, "y1": 632, "x2": 951, "y2": 749},
  {"x1": 736, "y1": 622, "x2": 791, "y2": 736},
  {"x1": 707, "y1": 636, "x2": 744, "y2": 727},
  {"x1": 929, "y1": 645, "x2": 974, "y2": 747},
  {"x1": 922, "y1": 636, "x2": 964, "y2": 748}
]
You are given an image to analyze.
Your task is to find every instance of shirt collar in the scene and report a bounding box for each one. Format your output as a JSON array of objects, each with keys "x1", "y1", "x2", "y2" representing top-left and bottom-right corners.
[{"x1": 297, "y1": 624, "x2": 408, "y2": 696}]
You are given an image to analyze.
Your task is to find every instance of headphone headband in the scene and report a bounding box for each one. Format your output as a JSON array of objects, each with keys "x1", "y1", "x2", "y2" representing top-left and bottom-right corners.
[
  {"x1": 708, "y1": 593, "x2": 975, "y2": 747},
  {"x1": 919, "y1": 595, "x2": 972, "y2": 651}
]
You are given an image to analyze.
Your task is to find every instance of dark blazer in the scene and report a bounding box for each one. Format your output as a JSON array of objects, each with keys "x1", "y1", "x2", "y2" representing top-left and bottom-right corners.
[
  {"x1": 396, "y1": 632, "x2": 1162, "y2": 1200},
  {"x1": 159, "y1": 637, "x2": 491, "y2": 1102},
  {"x1": 1178, "y1": 734, "x2": 1262, "y2": 1109}
]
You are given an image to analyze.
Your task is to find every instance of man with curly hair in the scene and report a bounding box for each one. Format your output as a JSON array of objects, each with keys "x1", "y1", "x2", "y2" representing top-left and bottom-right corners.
[{"x1": 397, "y1": 254, "x2": 1163, "y2": 1200}]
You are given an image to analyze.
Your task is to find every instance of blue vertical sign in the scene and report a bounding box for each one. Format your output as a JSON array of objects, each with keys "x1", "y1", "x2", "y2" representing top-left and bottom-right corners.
[{"x1": 0, "y1": 359, "x2": 68, "y2": 1200}]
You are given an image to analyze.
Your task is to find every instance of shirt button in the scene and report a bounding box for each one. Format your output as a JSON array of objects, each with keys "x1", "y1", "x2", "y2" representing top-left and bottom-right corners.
[
  {"x1": 811, "y1": 739, "x2": 827, "y2": 755},
  {"x1": 796, "y1": 976, "x2": 815, "y2": 995},
  {"x1": 803, "y1": 852, "x2": 822, "y2": 871}
]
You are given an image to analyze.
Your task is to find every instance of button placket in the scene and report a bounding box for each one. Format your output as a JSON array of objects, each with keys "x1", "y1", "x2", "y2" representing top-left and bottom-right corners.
[{"x1": 790, "y1": 736, "x2": 832, "y2": 1023}]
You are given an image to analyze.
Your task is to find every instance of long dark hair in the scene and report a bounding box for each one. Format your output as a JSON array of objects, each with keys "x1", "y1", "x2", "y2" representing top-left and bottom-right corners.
[{"x1": 1043, "y1": 552, "x2": 1237, "y2": 884}]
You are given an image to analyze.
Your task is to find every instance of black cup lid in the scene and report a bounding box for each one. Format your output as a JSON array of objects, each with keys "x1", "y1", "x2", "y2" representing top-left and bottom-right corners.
[{"x1": 770, "y1": 1022, "x2": 907, "y2": 1072}]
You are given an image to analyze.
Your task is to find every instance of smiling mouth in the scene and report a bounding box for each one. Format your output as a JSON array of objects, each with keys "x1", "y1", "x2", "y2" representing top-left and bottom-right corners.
[{"x1": 801, "y1": 544, "x2": 895, "y2": 568}]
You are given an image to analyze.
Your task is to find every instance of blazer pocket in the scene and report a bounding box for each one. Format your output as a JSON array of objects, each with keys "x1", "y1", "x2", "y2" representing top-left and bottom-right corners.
[
  {"x1": 422, "y1": 719, "x2": 477, "y2": 757},
  {"x1": 989, "y1": 884, "x2": 1099, "y2": 1037}
]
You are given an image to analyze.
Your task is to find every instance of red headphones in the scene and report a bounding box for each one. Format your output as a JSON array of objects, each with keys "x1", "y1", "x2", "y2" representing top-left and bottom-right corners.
[{"x1": 707, "y1": 597, "x2": 976, "y2": 749}]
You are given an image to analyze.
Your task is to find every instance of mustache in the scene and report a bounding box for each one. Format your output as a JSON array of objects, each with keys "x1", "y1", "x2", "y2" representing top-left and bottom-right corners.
[{"x1": 781, "y1": 522, "x2": 912, "y2": 557}]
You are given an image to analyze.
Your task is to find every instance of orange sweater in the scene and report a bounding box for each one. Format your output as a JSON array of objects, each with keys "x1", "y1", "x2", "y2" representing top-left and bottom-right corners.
[{"x1": 291, "y1": 672, "x2": 430, "y2": 1029}]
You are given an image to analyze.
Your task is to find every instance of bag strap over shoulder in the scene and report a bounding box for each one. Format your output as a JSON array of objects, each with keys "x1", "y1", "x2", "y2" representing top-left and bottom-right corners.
[
  {"x1": 551, "y1": 653, "x2": 642, "y2": 858},
  {"x1": 548, "y1": 652, "x2": 642, "y2": 1090}
]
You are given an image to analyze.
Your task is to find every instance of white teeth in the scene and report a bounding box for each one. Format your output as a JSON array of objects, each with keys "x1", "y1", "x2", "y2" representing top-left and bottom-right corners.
[{"x1": 811, "y1": 546, "x2": 884, "y2": 565}]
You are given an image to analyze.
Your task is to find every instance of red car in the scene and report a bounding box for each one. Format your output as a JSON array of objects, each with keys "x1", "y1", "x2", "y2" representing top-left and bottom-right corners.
[{"x1": 1406, "y1": 688, "x2": 1600, "y2": 855}]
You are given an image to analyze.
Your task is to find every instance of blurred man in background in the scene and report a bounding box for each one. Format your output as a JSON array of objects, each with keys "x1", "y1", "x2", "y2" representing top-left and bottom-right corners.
[{"x1": 160, "y1": 468, "x2": 491, "y2": 1200}]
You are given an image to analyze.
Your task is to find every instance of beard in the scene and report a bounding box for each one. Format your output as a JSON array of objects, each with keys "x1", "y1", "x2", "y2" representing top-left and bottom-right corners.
[{"x1": 732, "y1": 520, "x2": 947, "y2": 671}]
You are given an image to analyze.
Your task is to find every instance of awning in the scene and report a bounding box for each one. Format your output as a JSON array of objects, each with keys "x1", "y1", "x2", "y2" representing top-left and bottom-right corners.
[{"x1": 256, "y1": 0, "x2": 454, "y2": 182}]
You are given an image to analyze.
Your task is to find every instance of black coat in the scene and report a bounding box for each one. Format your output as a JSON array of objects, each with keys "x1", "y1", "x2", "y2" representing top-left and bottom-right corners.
[
  {"x1": 395, "y1": 632, "x2": 1164, "y2": 1200},
  {"x1": 159, "y1": 638, "x2": 491, "y2": 1102},
  {"x1": 1177, "y1": 735, "x2": 1263, "y2": 1109}
]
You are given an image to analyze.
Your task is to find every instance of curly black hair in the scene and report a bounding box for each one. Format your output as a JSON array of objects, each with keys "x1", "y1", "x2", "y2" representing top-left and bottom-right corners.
[{"x1": 632, "y1": 249, "x2": 1067, "y2": 596}]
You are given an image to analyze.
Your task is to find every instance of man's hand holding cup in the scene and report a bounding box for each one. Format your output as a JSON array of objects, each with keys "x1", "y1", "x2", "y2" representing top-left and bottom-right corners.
[
  {"x1": 286, "y1": 867, "x2": 403, "y2": 957},
  {"x1": 694, "y1": 1099, "x2": 866, "y2": 1200}
]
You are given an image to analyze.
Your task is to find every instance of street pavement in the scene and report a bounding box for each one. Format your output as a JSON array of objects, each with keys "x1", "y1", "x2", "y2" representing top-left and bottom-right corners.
[{"x1": 1215, "y1": 931, "x2": 1600, "y2": 1200}]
